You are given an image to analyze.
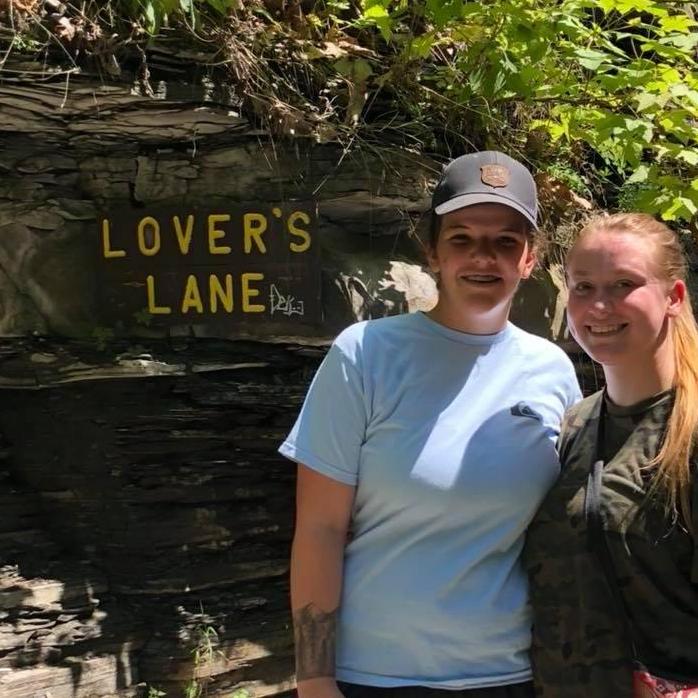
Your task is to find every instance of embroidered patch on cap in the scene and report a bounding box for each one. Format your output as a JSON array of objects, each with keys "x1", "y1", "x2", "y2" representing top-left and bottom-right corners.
[{"x1": 481, "y1": 164, "x2": 510, "y2": 188}]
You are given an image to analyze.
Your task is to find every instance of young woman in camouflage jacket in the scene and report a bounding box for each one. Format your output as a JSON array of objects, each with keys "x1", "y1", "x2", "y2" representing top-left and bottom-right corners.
[{"x1": 525, "y1": 213, "x2": 698, "y2": 697}]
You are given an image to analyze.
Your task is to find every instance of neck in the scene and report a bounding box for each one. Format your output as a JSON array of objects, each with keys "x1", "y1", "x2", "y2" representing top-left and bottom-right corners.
[
  {"x1": 603, "y1": 341, "x2": 676, "y2": 406},
  {"x1": 427, "y1": 299, "x2": 510, "y2": 335}
]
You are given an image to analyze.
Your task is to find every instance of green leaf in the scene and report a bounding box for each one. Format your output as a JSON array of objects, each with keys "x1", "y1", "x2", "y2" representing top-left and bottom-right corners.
[
  {"x1": 659, "y1": 67, "x2": 683, "y2": 85},
  {"x1": 374, "y1": 17, "x2": 393, "y2": 40},
  {"x1": 677, "y1": 149, "x2": 698, "y2": 166},
  {"x1": 575, "y1": 48, "x2": 610, "y2": 71},
  {"x1": 143, "y1": 1, "x2": 158, "y2": 32},
  {"x1": 334, "y1": 57, "x2": 373, "y2": 82},
  {"x1": 659, "y1": 15, "x2": 697, "y2": 33},
  {"x1": 362, "y1": 3, "x2": 389, "y2": 19},
  {"x1": 624, "y1": 118, "x2": 654, "y2": 143},
  {"x1": 353, "y1": 58, "x2": 373, "y2": 82},
  {"x1": 627, "y1": 185, "x2": 666, "y2": 213},
  {"x1": 597, "y1": 0, "x2": 662, "y2": 14},
  {"x1": 627, "y1": 164, "x2": 650, "y2": 184},
  {"x1": 635, "y1": 91, "x2": 664, "y2": 112},
  {"x1": 661, "y1": 196, "x2": 698, "y2": 221},
  {"x1": 406, "y1": 33, "x2": 435, "y2": 59},
  {"x1": 451, "y1": 23, "x2": 487, "y2": 42},
  {"x1": 468, "y1": 66, "x2": 485, "y2": 94},
  {"x1": 178, "y1": 0, "x2": 197, "y2": 27},
  {"x1": 426, "y1": 0, "x2": 464, "y2": 29},
  {"x1": 658, "y1": 110, "x2": 693, "y2": 140},
  {"x1": 670, "y1": 82, "x2": 689, "y2": 98},
  {"x1": 640, "y1": 39, "x2": 691, "y2": 61},
  {"x1": 590, "y1": 112, "x2": 625, "y2": 139},
  {"x1": 512, "y1": 22, "x2": 536, "y2": 42},
  {"x1": 664, "y1": 32, "x2": 698, "y2": 52}
]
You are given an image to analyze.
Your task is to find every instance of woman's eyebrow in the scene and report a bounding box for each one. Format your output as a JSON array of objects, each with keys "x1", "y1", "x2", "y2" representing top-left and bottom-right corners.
[
  {"x1": 568, "y1": 267, "x2": 644, "y2": 278},
  {"x1": 443, "y1": 225, "x2": 527, "y2": 234}
]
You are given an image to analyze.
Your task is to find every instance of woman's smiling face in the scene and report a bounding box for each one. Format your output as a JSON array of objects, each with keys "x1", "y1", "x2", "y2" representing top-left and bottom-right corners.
[
  {"x1": 427, "y1": 203, "x2": 535, "y2": 331},
  {"x1": 565, "y1": 229, "x2": 684, "y2": 366}
]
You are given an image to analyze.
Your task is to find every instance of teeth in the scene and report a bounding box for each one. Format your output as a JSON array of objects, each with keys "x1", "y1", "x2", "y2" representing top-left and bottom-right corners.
[
  {"x1": 589, "y1": 324, "x2": 623, "y2": 334},
  {"x1": 464, "y1": 275, "x2": 499, "y2": 282}
]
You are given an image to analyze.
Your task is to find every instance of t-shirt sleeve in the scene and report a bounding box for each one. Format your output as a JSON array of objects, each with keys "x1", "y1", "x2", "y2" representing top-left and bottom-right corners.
[
  {"x1": 563, "y1": 356, "x2": 583, "y2": 410},
  {"x1": 278, "y1": 341, "x2": 367, "y2": 486}
]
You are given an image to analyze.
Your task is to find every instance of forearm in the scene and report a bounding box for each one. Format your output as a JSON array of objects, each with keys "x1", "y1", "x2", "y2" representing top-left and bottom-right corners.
[{"x1": 290, "y1": 525, "x2": 346, "y2": 684}]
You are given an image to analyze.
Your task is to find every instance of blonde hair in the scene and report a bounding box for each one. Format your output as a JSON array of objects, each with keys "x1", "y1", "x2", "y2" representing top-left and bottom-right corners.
[{"x1": 571, "y1": 212, "x2": 698, "y2": 521}]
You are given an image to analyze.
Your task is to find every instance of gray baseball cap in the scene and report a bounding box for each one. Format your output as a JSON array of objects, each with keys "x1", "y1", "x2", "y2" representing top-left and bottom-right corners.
[{"x1": 432, "y1": 151, "x2": 538, "y2": 229}]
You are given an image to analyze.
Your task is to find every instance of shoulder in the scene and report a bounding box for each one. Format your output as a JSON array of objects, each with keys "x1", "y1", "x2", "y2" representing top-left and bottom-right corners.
[
  {"x1": 508, "y1": 326, "x2": 579, "y2": 391},
  {"x1": 554, "y1": 390, "x2": 602, "y2": 463},
  {"x1": 560, "y1": 390, "x2": 603, "y2": 440},
  {"x1": 564, "y1": 390, "x2": 602, "y2": 423},
  {"x1": 332, "y1": 313, "x2": 423, "y2": 358},
  {"x1": 509, "y1": 325, "x2": 573, "y2": 366},
  {"x1": 332, "y1": 319, "x2": 369, "y2": 354}
]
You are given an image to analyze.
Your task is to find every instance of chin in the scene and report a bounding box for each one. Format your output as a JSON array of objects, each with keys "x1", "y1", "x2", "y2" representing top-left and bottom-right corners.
[
  {"x1": 571, "y1": 331, "x2": 622, "y2": 364},
  {"x1": 580, "y1": 343, "x2": 628, "y2": 367},
  {"x1": 460, "y1": 289, "x2": 508, "y2": 307}
]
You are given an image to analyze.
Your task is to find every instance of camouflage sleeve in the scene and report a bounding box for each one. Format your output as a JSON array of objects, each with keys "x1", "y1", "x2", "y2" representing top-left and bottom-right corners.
[
  {"x1": 556, "y1": 391, "x2": 604, "y2": 468},
  {"x1": 557, "y1": 405, "x2": 582, "y2": 464},
  {"x1": 557, "y1": 410, "x2": 572, "y2": 455}
]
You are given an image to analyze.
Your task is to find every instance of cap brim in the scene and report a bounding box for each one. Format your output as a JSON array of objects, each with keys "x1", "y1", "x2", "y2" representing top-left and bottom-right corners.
[{"x1": 434, "y1": 193, "x2": 537, "y2": 230}]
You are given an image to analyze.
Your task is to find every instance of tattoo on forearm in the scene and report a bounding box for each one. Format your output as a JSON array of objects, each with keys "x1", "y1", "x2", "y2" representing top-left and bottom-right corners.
[{"x1": 293, "y1": 603, "x2": 337, "y2": 681}]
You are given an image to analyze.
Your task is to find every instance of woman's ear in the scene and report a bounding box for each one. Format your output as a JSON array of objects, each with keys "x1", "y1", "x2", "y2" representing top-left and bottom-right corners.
[
  {"x1": 426, "y1": 244, "x2": 439, "y2": 274},
  {"x1": 520, "y1": 244, "x2": 537, "y2": 280},
  {"x1": 667, "y1": 279, "x2": 686, "y2": 317},
  {"x1": 426, "y1": 212, "x2": 441, "y2": 273}
]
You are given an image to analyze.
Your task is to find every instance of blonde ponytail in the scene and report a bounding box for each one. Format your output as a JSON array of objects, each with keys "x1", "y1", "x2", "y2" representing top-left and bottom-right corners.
[{"x1": 658, "y1": 297, "x2": 698, "y2": 525}]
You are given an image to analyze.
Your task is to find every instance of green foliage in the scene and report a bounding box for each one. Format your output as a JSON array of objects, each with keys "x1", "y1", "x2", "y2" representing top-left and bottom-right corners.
[
  {"x1": 184, "y1": 679, "x2": 202, "y2": 698},
  {"x1": 543, "y1": 161, "x2": 591, "y2": 198},
  {"x1": 117, "y1": 0, "x2": 239, "y2": 33},
  {"x1": 349, "y1": 0, "x2": 698, "y2": 222},
  {"x1": 6, "y1": 0, "x2": 697, "y2": 223},
  {"x1": 142, "y1": 623, "x2": 236, "y2": 698},
  {"x1": 191, "y1": 623, "x2": 218, "y2": 669},
  {"x1": 183, "y1": 623, "x2": 221, "y2": 698}
]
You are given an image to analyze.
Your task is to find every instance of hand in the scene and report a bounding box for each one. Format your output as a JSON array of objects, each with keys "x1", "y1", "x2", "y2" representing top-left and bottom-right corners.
[{"x1": 296, "y1": 677, "x2": 345, "y2": 698}]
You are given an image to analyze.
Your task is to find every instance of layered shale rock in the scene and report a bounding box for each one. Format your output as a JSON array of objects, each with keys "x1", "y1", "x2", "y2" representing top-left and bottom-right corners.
[{"x1": 0, "y1": 33, "x2": 585, "y2": 697}]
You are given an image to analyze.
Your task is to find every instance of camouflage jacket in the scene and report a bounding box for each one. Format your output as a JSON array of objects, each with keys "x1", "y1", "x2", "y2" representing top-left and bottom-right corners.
[{"x1": 523, "y1": 390, "x2": 698, "y2": 698}]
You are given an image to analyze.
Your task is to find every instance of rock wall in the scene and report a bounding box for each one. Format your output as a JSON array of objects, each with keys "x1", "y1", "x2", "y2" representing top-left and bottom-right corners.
[
  {"x1": 0, "y1": 58, "x2": 575, "y2": 696},
  {"x1": 0, "y1": 72, "x2": 572, "y2": 343},
  {"x1": 0, "y1": 338, "x2": 328, "y2": 697},
  {"x1": 0, "y1": 69, "x2": 440, "y2": 697},
  {"x1": 0, "y1": 80, "x2": 441, "y2": 341}
]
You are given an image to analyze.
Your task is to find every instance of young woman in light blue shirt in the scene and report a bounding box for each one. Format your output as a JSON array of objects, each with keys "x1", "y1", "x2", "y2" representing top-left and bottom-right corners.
[{"x1": 280, "y1": 151, "x2": 581, "y2": 698}]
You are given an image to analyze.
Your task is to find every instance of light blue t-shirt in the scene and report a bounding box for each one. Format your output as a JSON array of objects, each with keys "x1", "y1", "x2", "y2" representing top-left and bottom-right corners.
[{"x1": 280, "y1": 312, "x2": 581, "y2": 689}]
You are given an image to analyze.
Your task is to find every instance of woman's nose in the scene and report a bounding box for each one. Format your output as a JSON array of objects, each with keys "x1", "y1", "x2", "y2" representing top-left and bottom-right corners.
[
  {"x1": 591, "y1": 292, "x2": 612, "y2": 313},
  {"x1": 471, "y1": 239, "x2": 496, "y2": 260}
]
